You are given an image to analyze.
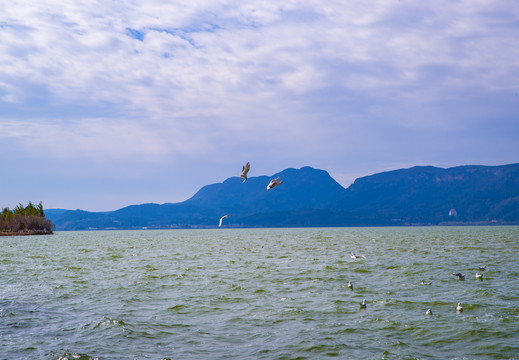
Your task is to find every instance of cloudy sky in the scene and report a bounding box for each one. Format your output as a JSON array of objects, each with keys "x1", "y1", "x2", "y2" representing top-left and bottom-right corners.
[{"x1": 1, "y1": 1, "x2": 518, "y2": 211}]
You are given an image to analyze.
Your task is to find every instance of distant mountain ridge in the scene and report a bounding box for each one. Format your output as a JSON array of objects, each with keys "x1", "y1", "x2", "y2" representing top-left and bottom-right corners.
[
  {"x1": 184, "y1": 167, "x2": 345, "y2": 214},
  {"x1": 47, "y1": 164, "x2": 519, "y2": 230},
  {"x1": 333, "y1": 164, "x2": 519, "y2": 224}
]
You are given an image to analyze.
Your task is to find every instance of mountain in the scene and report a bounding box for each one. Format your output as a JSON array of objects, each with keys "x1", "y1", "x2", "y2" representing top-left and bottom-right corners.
[
  {"x1": 47, "y1": 164, "x2": 519, "y2": 230},
  {"x1": 333, "y1": 164, "x2": 519, "y2": 224},
  {"x1": 44, "y1": 209, "x2": 70, "y2": 218},
  {"x1": 184, "y1": 166, "x2": 346, "y2": 214}
]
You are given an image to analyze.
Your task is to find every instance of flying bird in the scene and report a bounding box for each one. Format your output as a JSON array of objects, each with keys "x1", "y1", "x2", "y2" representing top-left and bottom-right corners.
[
  {"x1": 350, "y1": 252, "x2": 366, "y2": 259},
  {"x1": 267, "y1": 177, "x2": 283, "y2": 190},
  {"x1": 452, "y1": 272, "x2": 465, "y2": 280},
  {"x1": 219, "y1": 214, "x2": 233, "y2": 227},
  {"x1": 240, "y1": 162, "x2": 250, "y2": 182}
]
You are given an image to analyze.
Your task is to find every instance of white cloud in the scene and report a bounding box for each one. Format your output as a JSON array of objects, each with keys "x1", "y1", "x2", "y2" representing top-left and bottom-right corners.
[
  {"x1": 0, "y1": 0, "x2": 518, "y2": 210},
  {"x1": 3, "y1": 1, "x2": 517, "y2": 106}
]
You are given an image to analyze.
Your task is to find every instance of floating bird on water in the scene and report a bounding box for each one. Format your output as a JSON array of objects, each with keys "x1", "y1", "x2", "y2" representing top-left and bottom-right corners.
[
  {"x1": 478, "y1": 266, "x2": 486, "y2": 271},
  {"x1": 425, "y1": 309, "x2": 433, "y2": 315},
  {"x1": 420, "y1": 280, "x2": 432, "y2": 285},
  {"x1": 456, "y1": 303, "x2": 463, "y2": 312},
  {"x1": 350, "y1": 252, "x2": 366, "y2": 259},
  {"x1": 219, "y1": 214, "x2": 233, "y2": 227},
  {"x1": 475, "y1": 272, "x2": 483, "y2": 280},
  {"x1": 360, "y1": 299, "x2": 367, "y2": 309},
  {"x1": 267, "y1": 177, "x2": 283, "y2": 190},
  {"x1": 452, "y1": 272, "x2": 465, "y2": 280},
  {"x1": 347, "y1": 281, "x2": 354, "y2": 290},
  {"x1": 240, "y1": 162, "x2": 250, "y2": 182}
]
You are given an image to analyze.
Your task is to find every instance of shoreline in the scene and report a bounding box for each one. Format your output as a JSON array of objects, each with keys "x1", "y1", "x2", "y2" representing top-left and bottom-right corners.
[{"x1": 0, "y1": 230, "x2": 53, "y2": 237}]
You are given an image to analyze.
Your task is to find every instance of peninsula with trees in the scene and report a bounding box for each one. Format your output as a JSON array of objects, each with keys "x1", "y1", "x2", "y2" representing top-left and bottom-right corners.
[{"x1": 0, "y1": 202, "x2": 54, "y2": 236}]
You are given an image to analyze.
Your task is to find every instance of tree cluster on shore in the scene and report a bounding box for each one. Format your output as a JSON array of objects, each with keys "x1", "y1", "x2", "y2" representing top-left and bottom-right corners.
[{"x1": 0, "y1": 202, "x2": 54, "y2": 235}]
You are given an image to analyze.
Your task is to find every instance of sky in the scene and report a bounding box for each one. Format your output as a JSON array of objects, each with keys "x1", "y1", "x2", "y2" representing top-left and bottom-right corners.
[{"x1": 1, "y1": 0, "x2": 518, "y2": 212}]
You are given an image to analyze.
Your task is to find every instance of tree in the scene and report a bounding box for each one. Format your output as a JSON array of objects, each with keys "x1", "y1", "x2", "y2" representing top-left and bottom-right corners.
[
  {"x1": 0, "y1": 202, "x2": 54, "y2": 235},
  {"x1": 1, "y1": 207, "x2": 13, "y2": 221},
  {"x1": 38, "y1": 202, "x2": 45, "y2": 217}
]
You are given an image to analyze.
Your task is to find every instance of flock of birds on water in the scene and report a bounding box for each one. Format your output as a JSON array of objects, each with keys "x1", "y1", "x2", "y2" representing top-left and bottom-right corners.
[
  {"x1": 219, "y1": 162, "x2": 485, "y2": 314},
  {"x1": 218, "y1": 162, "x2": 283, "y2": 227},
  {"x1": 349, "y1": 250, "x2": 487, "y2": 314}
]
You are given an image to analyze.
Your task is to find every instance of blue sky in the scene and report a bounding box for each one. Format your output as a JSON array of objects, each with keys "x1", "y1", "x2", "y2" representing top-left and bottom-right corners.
[{"x1": 1, "y1": 1, "x2": 518, "y2": 211}]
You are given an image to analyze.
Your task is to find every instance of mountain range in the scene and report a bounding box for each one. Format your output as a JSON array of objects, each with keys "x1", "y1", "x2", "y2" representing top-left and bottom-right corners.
[{"x1": 46, "y1": 163, "x2": 519, "y2": 230}]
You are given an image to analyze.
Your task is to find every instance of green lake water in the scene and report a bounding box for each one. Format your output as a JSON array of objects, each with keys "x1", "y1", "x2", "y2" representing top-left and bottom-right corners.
[{"x1": 1, "y1": 226, "x2": 518, "y2": 359}]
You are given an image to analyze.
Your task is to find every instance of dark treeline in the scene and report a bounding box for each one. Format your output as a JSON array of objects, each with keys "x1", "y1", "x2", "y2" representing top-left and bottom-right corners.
[{"x1": 1, "y1": 202, "x2": 54, "y2": 235}]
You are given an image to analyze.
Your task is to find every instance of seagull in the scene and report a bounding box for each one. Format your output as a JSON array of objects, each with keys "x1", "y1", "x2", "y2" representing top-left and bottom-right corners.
[
  {"x1": 425, "y1": 309, "x2": 433, "y2": 315},
  {"x1": 350, "y1": 252, "x2": 366, "y2": 259},
  {"x1": 267, "y1": 177, "x2": 283, "y2": 190},
  {"x1": 475, "y1": 272, "x2": 483, "y2": 280},
  {"x1": 452, "y1": 272, "x2": 465, "y2": 280},
  {"x1": 420, "y1": 280, "x2": 432, "y2": 285},
  {"x1": 456, "y1": 303, "x2": 463, "y2": 312},
  {"x1": 360, "y1": 299, "x2": 367, "y2": 309},
  {"x1": 347, "y1": 281, "x2": 353, "y2": 290},
  {"x1": 219, "y1": 214, "x2": 233, "y2": 227},
  {"x1": 240, "y1": 162, "x2": 250, "y2": 182}
]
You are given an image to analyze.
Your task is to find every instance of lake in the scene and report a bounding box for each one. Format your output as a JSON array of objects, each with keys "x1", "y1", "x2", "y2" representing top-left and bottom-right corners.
[{"x1": 1, "y1": 227, "x2": 518, "y2": 359}]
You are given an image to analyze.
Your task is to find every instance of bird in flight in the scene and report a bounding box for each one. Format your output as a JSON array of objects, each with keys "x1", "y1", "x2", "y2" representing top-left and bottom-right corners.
[
  {"x1": 452, "y1": 272, "x2": 465, "y2": 280},
  {"x1": 350, "y1": 252, "x2": 366, "y2": 259},
  {"x1": 240, "y1": 162, "x2": 250, "y2": 183},
  {"x1": 267, "y1": 177, "x2": 283, "y2": 190},
  {"x1": 219, "y1": 214, "x2": 233, "y2": 227}
]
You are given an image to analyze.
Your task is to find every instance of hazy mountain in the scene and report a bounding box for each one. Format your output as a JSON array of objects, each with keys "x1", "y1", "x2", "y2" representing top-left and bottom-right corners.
[{"x1": 47, "y1": 164, "x2": 519, "y2": 230}]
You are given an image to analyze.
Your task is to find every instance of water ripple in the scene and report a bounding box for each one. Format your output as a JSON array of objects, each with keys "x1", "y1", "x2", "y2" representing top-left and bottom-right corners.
[{"x1": 1, "y1": 227, "x2": 519, "y2": 359}]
